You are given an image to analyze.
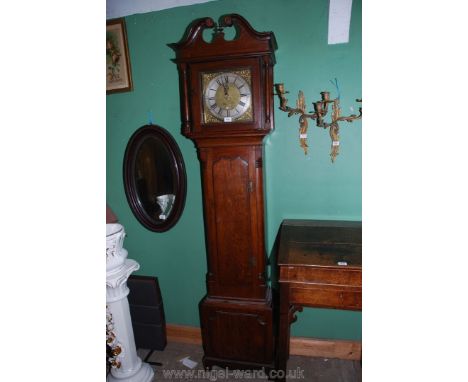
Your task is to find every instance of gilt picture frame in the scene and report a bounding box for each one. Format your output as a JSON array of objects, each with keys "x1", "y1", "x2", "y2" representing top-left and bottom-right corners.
[{"x1": 106, "y1": 18, "x2": 133, "y2": 94}]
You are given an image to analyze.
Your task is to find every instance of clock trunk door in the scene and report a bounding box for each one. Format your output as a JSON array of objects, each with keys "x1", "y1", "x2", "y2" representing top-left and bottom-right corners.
[{"x1": 201, "y1": 145, "x2": 266, "y2": 300}]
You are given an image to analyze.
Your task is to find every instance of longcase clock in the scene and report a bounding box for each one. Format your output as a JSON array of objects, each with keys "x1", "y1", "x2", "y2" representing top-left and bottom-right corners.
[{"x1": 170, "y1": 14, "x2": 277, "y2": 371}]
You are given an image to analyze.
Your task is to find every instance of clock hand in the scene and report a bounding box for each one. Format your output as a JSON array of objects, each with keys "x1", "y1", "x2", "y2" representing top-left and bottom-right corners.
[{"x1": 223, "y1": 76, "x2": 229, "y2": 96}]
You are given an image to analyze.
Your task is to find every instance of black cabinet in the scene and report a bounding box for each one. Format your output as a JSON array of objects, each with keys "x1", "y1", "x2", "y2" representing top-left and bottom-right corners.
[{"x1": 127, "y1": 275, "x2": 167, "y2": 351}]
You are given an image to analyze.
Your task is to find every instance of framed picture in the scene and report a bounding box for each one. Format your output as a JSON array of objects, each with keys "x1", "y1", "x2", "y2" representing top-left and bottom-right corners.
[{"x1": 106, "y1": 18, "x2": 133, "y2": 94}]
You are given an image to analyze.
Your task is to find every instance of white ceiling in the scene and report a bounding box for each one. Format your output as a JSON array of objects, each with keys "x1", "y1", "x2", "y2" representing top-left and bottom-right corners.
[
  {"x1": 106, "y1": 0, "x2": 353, "y2": 45},
  {"x1": 106, "y1": 0, "x2": 217, "y2": 19}
]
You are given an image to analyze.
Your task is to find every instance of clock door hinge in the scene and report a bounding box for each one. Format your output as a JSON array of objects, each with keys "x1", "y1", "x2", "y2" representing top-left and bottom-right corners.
[{"x1": 247, "y1": 180, "x2": 253, "y2": 193}]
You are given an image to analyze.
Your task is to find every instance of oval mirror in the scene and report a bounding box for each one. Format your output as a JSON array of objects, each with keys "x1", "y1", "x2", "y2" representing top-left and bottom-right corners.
[{"x1": 123, "y1": 124, "x2": 187, "y2": 232}]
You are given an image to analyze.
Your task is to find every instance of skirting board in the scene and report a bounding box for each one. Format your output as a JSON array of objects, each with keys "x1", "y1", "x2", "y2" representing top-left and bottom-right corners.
[{"x1": 166, "y1": 324, "x2": 361, "y2": 361}]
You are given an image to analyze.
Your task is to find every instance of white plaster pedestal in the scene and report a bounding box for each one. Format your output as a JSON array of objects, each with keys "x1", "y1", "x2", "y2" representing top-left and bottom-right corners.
[{"x1": 106, "y1": 224, "x2": 154, "y2": 382}]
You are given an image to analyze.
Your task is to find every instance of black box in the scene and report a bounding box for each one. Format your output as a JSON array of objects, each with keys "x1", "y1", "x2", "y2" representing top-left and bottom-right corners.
[{"x1": 127, "y1": 275, "x2": 167, "y2": 351}]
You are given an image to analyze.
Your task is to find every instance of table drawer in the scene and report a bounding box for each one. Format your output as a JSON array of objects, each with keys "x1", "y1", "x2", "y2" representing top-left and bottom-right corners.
[
  {"x1": 289, "y1": 285, "x2": 361, "y2": 310},
  {"x1": 280, "y1": 266, "x2": 361, "y2": 287}
]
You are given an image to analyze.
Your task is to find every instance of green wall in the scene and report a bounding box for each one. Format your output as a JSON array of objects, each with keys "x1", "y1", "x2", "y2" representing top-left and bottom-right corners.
[{"x1": 107, "y1": 0, "x2": 361, "y2": 340}]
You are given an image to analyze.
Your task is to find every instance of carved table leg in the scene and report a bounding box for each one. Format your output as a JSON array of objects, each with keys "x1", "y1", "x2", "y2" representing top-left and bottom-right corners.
[
  {"x1": 276, "y1": 283, "x2": 290, "y2": 381},
  {"x1": 276, "y1": 283, "x2": 303, "y2": 381}
]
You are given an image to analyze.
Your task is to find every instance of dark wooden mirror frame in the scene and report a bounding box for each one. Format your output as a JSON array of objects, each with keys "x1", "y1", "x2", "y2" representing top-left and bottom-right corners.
[{"x1": 123, "y1": 124, "x2": 187, "y2": 232}]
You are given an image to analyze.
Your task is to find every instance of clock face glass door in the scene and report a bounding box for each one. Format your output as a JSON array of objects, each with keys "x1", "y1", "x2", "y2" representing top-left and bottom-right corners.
[{"x1": 202, "y1": 69, "x2": 253, "y2": 124}]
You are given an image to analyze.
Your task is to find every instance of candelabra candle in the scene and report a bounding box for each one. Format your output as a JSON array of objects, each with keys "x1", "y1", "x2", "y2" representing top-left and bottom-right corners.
[
  {"x1": 321, "y1": 91, "x2": 330, "y2": 101},
  {"x1": 274, "y1": 83, "x2": 291, "y2": 112},
  {"x1": 313, "y1": 102, "x2": 324, "y2": 115},
  {"x1": 276, "y1": 83, "x2": 285, "y2": 94}
]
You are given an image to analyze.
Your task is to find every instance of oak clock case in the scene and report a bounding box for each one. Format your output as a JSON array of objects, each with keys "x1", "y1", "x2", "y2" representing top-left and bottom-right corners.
[{"x1": 170, "y1": 14, "x2": 277, "y2": 371}]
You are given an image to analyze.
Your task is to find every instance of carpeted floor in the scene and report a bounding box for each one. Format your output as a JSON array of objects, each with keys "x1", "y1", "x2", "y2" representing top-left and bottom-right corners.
[{"x1": 135, "y1": 342, "x2": 361, "y2": 381}]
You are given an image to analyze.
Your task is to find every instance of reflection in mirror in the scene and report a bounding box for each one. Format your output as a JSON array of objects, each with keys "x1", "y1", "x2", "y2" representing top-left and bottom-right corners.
[
  {"x1": 135, "y1": 137, "x2": 175, "y2": 220},
  {"x1": 123, "y1": 125, "x2": 186, "y2": 232}
]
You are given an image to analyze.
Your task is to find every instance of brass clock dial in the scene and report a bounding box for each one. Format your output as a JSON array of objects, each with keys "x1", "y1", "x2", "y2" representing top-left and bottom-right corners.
[{"x1": 202, "y1": 70, "x2": 252, "y2": 123}]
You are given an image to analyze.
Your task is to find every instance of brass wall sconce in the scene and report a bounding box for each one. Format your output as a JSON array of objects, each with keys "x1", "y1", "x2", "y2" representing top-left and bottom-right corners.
[{"x1": 274, "y1": 83, "x2": 362, "y2": 162}]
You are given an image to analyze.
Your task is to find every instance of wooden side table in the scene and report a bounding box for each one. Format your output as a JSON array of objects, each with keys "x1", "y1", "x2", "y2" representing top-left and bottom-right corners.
[{"x1": 276, "y1": 219, "x2": 362, "y2": 379}]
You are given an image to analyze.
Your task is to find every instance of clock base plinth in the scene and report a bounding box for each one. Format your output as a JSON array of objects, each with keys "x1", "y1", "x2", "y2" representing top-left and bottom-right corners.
[{"x1": 199, "y1": 294, "x2": 276, "y2": 371}]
